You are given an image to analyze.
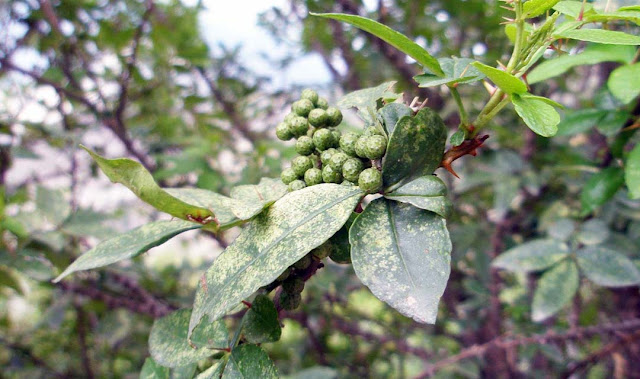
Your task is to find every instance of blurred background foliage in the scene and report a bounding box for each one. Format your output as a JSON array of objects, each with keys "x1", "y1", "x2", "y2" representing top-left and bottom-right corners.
[{"x1": 1, "y1": 0, "x2": 639, "y2": 377}]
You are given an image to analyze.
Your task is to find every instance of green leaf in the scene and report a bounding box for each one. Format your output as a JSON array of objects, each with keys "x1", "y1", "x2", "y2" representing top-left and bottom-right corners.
[
  {"x1": 580, "y1": 167, "x2": 625, "y2": 214},
  {"x1": 284, "y1": 367, "x2": 337, "y2": 379},
  {"x1": 528, "y1": 44, "x2": 636, "y2": 84},
  {"x1": 597, "y1": 110, "x2": 630, "y2": 136},
  {"x1": 338, "y1": 82, "x2": 399, "y2": 124},
  {"x1": 585, "y1": 11, "x2": 640, "y2": 25},
  {"x1": 140, "y1": 357, "x2": 170, "y2": 379},
  {"x1": 61, "y1": 209, "x2": 116, "y2": 239},
  {"x1": 189, "y1": 184, "x2": 362, "y2": 336},
  {"x1": 171, "y1": 365, "x2": 197, "y2": 379},
  {"x1": 608, "y1": 63, "x2": 640, "y2": 104},
  {"x1": 243, "y1": 294, "x2": 281, "y2": 344},
  {"x1": 384, "y1": 176, "x2": 452, "y2": 218},
  {"x1": 626, "y1": 143, "x2": 640, "y2": 199},
  {"x1": 576, "y1": 246, "x2": 640, "y2": 287},
  {"x1": 382, "y1": 107, "x2": 447, "y2": 188},
  {"x1": 519, "y1": 94, "x2": 565, "y2": 108},
  {"x1": 511, "y1": 93, "x2": 561, "y2": 137},
  {"x1": 414, "y1": 57, "x2": 484, "y2": 88},
  {"x1": 378, "y1": 103, "x2": 412, "y2": 134},
  {"x1": 36, "y1": 186, "x2": 70, "y2": 225},
  {"x1": 53, "y1": 220, "x2": 200, "y2": 282},
  {"x1": 492, "y1": 239, "x2": 570, "y2": 273},
  {"x1": 524, "y1": 0, "x2": 562, "y2": 18},
  {"x1": 222, "y1": 344, "x2": 278, "y2": 379},
  {"x1": 164, "y1": 188, "x2": 239, "y2": 228},
  {"x1": 229, "y1": 178, "x2": 288, "y2": 220},
  {"x1": 0, "y1": 266, "x2": 22, "y2": 294},
  {"x1": 553, "y1": 1, "x2": 595, "y2": 18},
  {"x1": 0, "y1": 249, "x2": 55, "y2": 281},
  {"x1": 149, "y1": 309, "x2": 228, "y2": 368},
  {"x1": 449, "y1": 130, "x2": 465, "y2": 147},
  {"x1": 195, "y1": 362, "x2": 225, "y2": 379},
  {"x1": 555, "y1": 29, "x2": 640, "y2": 45},
  {"x1": 531, "y1": 260, "x2": 579, "y2": 322},
  {"x1": 575, "y1": 219, "x2": 610, "y2": 246},
  {"x1": 350, "y1": 198, "x2": 452, "y2": 324},
  {"x1": 556, "y1": 109, "x2": 607, "y2": 136},
  {"x1": 82, "y1": 146, "x2": 215, "y2": 225},
  {"x1": 311, "y1": 13, "x2": 444, "y2": 76},
  {"x1": 471, "y1": 62, "x2": 527, "y2": 95}
]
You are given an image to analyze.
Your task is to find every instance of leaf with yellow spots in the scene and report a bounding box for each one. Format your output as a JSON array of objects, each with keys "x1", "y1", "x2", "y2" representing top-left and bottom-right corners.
[
  {"x1": 189, "y1": 184, "x2": 363, "y2": 338},
  {"x1": 350, "y1": 198, "x2": 452, "y2": 324}
]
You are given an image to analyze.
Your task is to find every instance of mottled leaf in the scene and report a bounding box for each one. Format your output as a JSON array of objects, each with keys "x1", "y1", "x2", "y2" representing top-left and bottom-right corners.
[
  {"x1": 222, "y1": 344, "x2": 278, "y2": 379},
  {"x1": 337, "y1": 81, "x2": 398, "y2": 115},
  {"x1": 171, "y1": 364, "x2": 197, "y2": 379},
  {"x1": 608, "y1": 63, "x2": 640, "y2": 104},
  {"x1": 576, "y1": 246, "x2": 640, "y2": 287},
  {"x1": 311, "y1": 13, "x2": 444, "y2": 76},
  {"x1": 140, "y1": 357, "x2": 170, "y2": 379},
  {"x1": 414, "y1": 57, "x2": 484, "y2": 88},
  {"x1": 580, "y1": 167, "x2": 624, "y2": 214},
  {"x1": 228, "y1": 178, "x2": 288, "y2": 220},
  {"x1": 195, "y1": 361, "x2": 225, "y2": 379},
  {"x1": 555, "y1": 29, "x2": 640, "y2": 45},
  {"x1": 149, "y1": 309, "x2": 228, "y2": 368},
  {"x1": 382, "y1": 107, "x2": 447, "y2": 188},
  {"x1": 626, "y1": 143, "x2": 640, "y2": 199},
  {"x1": 524, "y1": 0, "x2": 561, "y2": 18},
  {"x1": 378, "y1": 103, "x2": 412, "y2": 134},
  {"x1": 512, "y1": 93, "x2": 560, "y2": 137},
  {"x1": 165, "y1": 188, "x2": 238, "y2": 228},
  {"x1": 82, "y1": 146, "x2": 215, "y2": 224},
  {"x1": 384, "y1": 175, "x2": 452, "y2": 218},
  {"x1": 471, "y1": 62, "x2": 527, "y2": 95},
  {"x1": 532, "y1": 260, "x2": 579, "y2": 322},
  {"x1": 350, "y1": 198, "x2": 452, "y2": 324},
  {"x1": 492, "y1": 239, "x2": 570, "y2": 273},
  {"x1": 528, "y1": 44, "x2": 635, "y2": 84},
  {"x1": 189, "y1": 184, "x2": 362, "y2": 336},
  {"x1": 53, "y1": 220, "x2": 200, "y2": 282},
  {"x1": 575, "y1": 219, "x2": 610, "y2": 246},
  {"x1": 61, "y1": 209, "x2": 116, "y2": 239},
  {"x1": 243, "y1": 294, "x2": 281, "y2": 344}
]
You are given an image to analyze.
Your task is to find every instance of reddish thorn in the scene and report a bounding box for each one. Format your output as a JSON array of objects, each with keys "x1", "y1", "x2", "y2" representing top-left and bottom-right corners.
[{"x1": 242, "y1": 300, "x2": 252, "y2": 309}]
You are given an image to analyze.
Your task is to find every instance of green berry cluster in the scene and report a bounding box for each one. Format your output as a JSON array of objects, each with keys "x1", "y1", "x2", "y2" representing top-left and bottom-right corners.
[
  {"x1": 276, "y1": 239, "x2": 339, "y2": 310},
  {"x1": 277, "y1": 90, "x2": 386, "y2": 194}
]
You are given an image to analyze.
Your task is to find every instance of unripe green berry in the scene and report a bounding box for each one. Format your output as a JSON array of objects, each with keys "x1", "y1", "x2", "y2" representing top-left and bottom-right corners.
[
  {"x1": 329, "y1": 151, "x2": 349, "y2": 172},
  {"x1": 354, "y1": 136, "x2": 369, "y2": 159},
  {"x1": 316, "y1": 97, "x2": 329, "y2": 110},
  {"x1": 288, "y1": 180, "x2": 306, "y2": 192},
  {"x1": 364, "y1": 135, "x2": 387, "y2": 160},
  {"x1": 320, "y1": 148, "x2": 337, "y2": 165},
  {"x1": 341, "y1": 180, "x2": 356, "y2": 186},
  {"x1": 281, "y1": 168, "x2": 299, "y2": 184},
  {"x1": 342, "y1": 158, "x2": 364, "y2": 182},
  {"x1": 308, "y1": 108, "x2": 328, "y2": 127},
  {"x1": 358, "y1": 168, "x2": 382, "y2": 193},
  {"x1": 292, "y1": 99, "x2": 314, "y2": 117},
  {"x1": 282, "y1": 277, "x2": 305, "y2": 293},
  {"x1": 304, "y1": 168, "x2": 323, "y2": 186},
  {"x1": 295, "y1": 136, "x2": 315, "y2": 155},
  {"x1": 325, "y1": 107, "x2": 343, "y2": 127},
  {"x1": 339, "y1": 132, "x2": 360, "y2": 156},
  {"x1": 276, "y1": 122, "x2": 294, "y2": 141},
  {"x1": 300, "y1": 88, "x2": 319, "y2": 105},
  {"x1": 277, "y1": 268, "x2": 291, "y2": 282},
  {"x1": 330, "y1": 244, "x2": 351, "y2": 264},
  {"x1": 322, "y1": 165, "x2": 343, "y2": 183},
  {"x1": 313, "y1": 128, "x2": 335, "y2": 151},
  {"x1": 279, "y1": 291, "x2": 302, "y2": 310},
  {"x1": 293, "y1": 254, "x2": 312, "y2": 270},
  {"x1": 329, "y1": 128, "x2": 341, "y2": 146},
  {"x1": 364, "y1": 126, "x2": 384, "y2": 136},
  {"x1": 312, "y1": 241, "x2": 334, "y2": 260},
  {"x1": 290, "y1": 116, "x2": 309, "y2": 137},
  {"x1": 284, "y1": 112, "x2": 297, "y2": 124},
  {"x1": 291, "y1": 155, "x2": 313, "y2": 176}
]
